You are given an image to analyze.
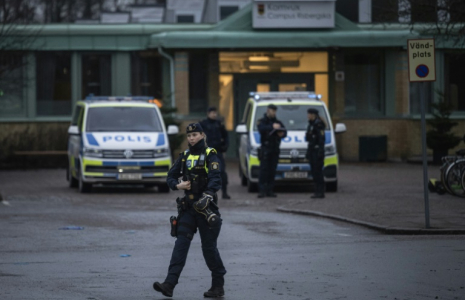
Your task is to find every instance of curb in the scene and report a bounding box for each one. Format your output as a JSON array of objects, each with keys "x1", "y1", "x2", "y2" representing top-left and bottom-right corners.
[{"x1": 277, "y1": 207, "x2": 465, "y2": 235}]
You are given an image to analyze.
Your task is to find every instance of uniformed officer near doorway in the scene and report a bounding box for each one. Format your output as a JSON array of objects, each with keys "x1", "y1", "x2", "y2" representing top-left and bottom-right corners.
[
  {"x1": 306, "y1": 108, "x2": 326, "y2": 198},
  {"x1": 257, "y1": 104, "x2": 287, "y2": 198},
  {"x1": 199, "y1": 107, "x2": 231, "y2": 199}
]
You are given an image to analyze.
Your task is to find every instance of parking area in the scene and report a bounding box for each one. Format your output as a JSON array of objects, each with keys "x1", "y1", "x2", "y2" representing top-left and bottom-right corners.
[{"x1": 1, "y1": 160, "x2": 465, "y2": 231}]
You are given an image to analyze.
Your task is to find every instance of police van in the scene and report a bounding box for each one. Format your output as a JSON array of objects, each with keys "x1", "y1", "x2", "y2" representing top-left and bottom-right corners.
[
  {"x1": 67, "y1": 96, "x2": 179, "y2": 193},
  {"x1": 235, "y1": 92, "x2": 346, "y2": 192}
]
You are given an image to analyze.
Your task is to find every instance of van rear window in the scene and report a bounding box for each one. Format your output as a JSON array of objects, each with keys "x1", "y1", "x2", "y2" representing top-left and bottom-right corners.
[
  {"x1": 253, "y1": 105, "x2": 328, "y2": 131},
  {"x1": 86, "y1": 107, "x2": 162, "y2": 132}
]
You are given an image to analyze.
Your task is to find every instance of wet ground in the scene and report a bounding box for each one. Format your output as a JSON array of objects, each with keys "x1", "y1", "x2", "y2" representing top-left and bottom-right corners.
[{"x1": 0, "y1": 166, "x2": 464, "y2": 299}]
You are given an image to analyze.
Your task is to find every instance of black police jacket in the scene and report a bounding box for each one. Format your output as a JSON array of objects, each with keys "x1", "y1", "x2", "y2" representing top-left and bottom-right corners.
[
  {"x1": 199, "y1": 118, "x2": 229, "y2": 152},
  {"x1": 257, "y1": 113, "x2": 287, "y2": 153},
  {"x1": 305, "y1": 118, "x2": 326, "y2": 156},
  {"x1": 166, "y1": 139, "x2": 222, "y2": 195}
]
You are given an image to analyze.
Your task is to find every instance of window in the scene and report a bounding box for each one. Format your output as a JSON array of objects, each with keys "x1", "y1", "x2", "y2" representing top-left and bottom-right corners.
[
  {"x1": 36, "y1": 52, "x2": 72, "y2": 116},
  {"x1": 411, "y1": 0, "x2": 437, "y2": 22},
  {"x1": 86, "y1": 107, "x2": 162, "y2": 132},
  {"x1": 82, "y1": 54, "x2": 111, "y2": 97},
  {"x1": 409, "y1": 82, "x2": 432, "y2": 114},
  {"x1": 253, "y1": 105, "x2": 329, "y2": 131},
  {"x1": 336, "y1": 0, "x2": 358, "y2": 22},
  {"x1": 445, "y1": 53, "x2": 465, "y2": 111},
  {"x1": 372, "y1": 0, "x2": 398, "y2": 23},
  {"x1": 220, "y1": 6, "x2": 239, "y2": 20},
  {"x1": 177, "y1": 15, "x2": 194, "y2": 23},
  {"x1": 0, "y1": 52, "x2": 24, "y2": 117},
  {"x1": 71, "y1": 105, "x2": 83, "y2": 126},
  {"x1": 344, "y1": 52, "x2": 384, "y2": 115},
  {"x1": 189, "y1": 52, "x2": 208, "y2": 114},
  {"x1": 131, "y1": 52, "x2": 162, "y2": 99}
]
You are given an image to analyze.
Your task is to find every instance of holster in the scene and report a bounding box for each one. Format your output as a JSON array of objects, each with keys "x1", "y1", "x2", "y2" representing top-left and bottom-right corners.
[{"x1": 170, "y1": 215, "x2": 177, "y2": 237}]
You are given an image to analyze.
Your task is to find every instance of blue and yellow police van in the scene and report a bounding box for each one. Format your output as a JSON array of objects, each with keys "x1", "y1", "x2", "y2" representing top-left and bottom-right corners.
[
  {"x1": 235, "y1": 92, "x2": 346, "y2": 192},
  {"x1": 67, "y1": 96, "x2": 178, "y2": 193}
]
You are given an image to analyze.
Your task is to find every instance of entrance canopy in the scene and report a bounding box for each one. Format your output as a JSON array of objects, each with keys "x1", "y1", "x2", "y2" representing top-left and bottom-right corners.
[{"x1": 149, "y1": 3, "x2": 418, "y2": 49}]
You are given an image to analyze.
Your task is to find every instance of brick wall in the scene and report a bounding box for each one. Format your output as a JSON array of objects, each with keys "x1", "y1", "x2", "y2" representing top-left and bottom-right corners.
[{"x1": 336, "y1": 119, "x2": 465, "y2": 161}]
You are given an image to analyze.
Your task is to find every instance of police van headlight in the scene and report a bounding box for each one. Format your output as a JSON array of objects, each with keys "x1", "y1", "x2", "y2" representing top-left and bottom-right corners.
[
  {"x1": 325, "y1": 145, "x2": 336, "y2": 156},
  {"x1": 83, "y1": 147, "x2": 103, "y2": 158},
  {"x1": 154, "y1": 148, "x2": 170, "y2": 158}
]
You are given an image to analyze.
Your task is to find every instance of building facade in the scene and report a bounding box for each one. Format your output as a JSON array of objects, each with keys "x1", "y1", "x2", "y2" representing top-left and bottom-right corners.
[{"x1": 1, "y1": 0, "x2": 464, "y2": 163}]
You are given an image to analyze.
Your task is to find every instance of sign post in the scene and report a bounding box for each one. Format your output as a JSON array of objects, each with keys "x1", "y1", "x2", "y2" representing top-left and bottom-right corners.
[{"x1": 407, "y1": 38, "x2": 436, "y2": 229}]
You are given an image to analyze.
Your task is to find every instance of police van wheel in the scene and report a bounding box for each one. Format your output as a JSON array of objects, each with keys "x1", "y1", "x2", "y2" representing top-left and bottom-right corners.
[
  {"x1": 158, "y1": 184, "x2": 170, "y2": 193},
  {"x1": 247, "y1": 178, "x2": 258, "y2": 193},
  {"x1": 79, "y1": 175, "x2": 92, "y2": 193},
  {"x1": 326, "y1": 181, "x2": 338, "y2": 192},
  {"x1": 67, "y1": 166, "x2": 78, "y2": 188}
]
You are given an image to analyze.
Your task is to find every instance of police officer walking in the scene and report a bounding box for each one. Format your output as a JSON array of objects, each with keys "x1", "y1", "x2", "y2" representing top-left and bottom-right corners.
[
  {"x1": 153, "y1": 123, "x2": 227, "y2": 298},
  {"x1": 200, "y1": 107, "x2": 231, "y2": 199},
  {"x1": 257, "y1": 104, "x2": 287, "y2": 198},
  {"x1": 306, "y1": 108, "x2": 326, "y2": 199}
]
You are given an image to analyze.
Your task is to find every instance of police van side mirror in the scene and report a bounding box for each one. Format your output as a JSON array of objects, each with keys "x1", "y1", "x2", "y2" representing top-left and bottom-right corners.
[
  {"x1": 235, "y1": 124, "x2": 248, "y2": 134},
  {"x1": 68, "y1": 126, "x2": 80, "y2": 135},
  {"x1": 335, "y1": 123, "x2": 347, "y2": 134},
  {"x1": 167, "y1": 125, "x2": 179, "y2": 135}
]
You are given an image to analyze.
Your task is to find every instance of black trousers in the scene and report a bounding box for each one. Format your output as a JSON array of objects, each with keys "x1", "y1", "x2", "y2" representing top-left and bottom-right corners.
[
  {"x1": 165, "y1": 208, "x2": 226, "y2": 287},
  {"x1": 217, "y1": 152, "x2": 228, "y2": 193},
  {"x1": 309, "y1": 151, "x2": 325, "y2": 194},
  {"x1": 258, "y1": 149, "x2": 279, "y2": 192}
]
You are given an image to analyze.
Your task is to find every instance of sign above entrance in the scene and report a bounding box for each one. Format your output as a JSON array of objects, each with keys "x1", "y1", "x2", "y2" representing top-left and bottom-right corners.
[
  {"x1": 253, "y1": 0, "x2": 336, "y2": 29},
  {"x1": 407, "y1": 39, "x2": 436, "y2": 82}
]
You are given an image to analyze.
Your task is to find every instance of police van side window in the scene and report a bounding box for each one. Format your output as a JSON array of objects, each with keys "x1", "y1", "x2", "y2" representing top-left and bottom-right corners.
[
  {"x1": 241, "y1": 102, "x2": 251, "y2": 125},
  {"x1": 71, "y1": 106, "x2": 83, "y2": 126}
]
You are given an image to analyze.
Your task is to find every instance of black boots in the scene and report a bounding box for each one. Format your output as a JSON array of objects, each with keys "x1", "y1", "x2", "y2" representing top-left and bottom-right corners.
[
  {"x1": 258, "y1": 185, "x2": 277, "y2": 198},
  {"x1": 153, "y1": 281, "x2": 174, "y2": 297},
  {"x1": 311, "y1": 183, "x2": 325, "y2": 199},
  {"x1": 222, "y1": 189, "x2": 231, "y2": 199},
  {"x1": 204, "y1": 286, "x2": 225, "y2": 298}
]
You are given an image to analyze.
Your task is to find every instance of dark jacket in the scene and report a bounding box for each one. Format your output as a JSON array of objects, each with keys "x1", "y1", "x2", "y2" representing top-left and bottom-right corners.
[
  {"x1": 166, "y1": 139, "x2": 222, "y2": 195},
  {"x1": 199, "y1": 118, "x2": 229, "y2": 152},
  {"x1": 257, "y1": 113, "x2": 287, "y2": 153},
  {"x1": 305, "y1": 118, "x2": 326, "y2": 157}
]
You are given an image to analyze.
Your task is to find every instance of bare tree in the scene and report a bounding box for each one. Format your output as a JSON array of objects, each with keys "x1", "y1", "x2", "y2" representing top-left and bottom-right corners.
[
  {"x1": 374, "y1": 0, "x2": 465, "y2": 47},
  {"x1": 0, "y1": 0, "x2": 39, "y2": 108}
]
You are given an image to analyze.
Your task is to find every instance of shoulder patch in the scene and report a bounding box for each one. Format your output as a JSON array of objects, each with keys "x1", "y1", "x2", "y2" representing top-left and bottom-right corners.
[
  {"x1": 207, "y1": 147, "x2": 217, "y2": 155},
  {"x1": 211, "y1": 162, "x2": 219, "y2": 170}
]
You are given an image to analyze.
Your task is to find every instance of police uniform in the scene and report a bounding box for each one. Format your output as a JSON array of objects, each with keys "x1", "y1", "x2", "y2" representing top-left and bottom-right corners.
[
  {"x1": 306, "y1": 109, "x2": 326, "y2": 198},
  {"x1": 153, "y1": 123, "x2": 226, "y2": 298},
  {"x1": 199, "y1": 108, "x2": 230, "y2": 199},
  {"x1": 257, "y1": 104, "x2": 287, "y2": 198}
]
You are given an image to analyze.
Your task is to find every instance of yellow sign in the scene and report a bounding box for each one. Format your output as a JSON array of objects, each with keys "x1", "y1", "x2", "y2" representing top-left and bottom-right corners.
[{"x1": 408, "y1": 39, "x2": 436, "y2": 82}]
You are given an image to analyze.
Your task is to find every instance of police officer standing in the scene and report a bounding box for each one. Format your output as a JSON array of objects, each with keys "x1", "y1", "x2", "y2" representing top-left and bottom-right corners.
[
  {"x1": 257, "y1": 104, "x2": 287, "y2": 198},
  {"x1": 200, "y1": 107, "x2": 231, "y2": 199},
  {"x1": 306, "y1": 108, "x2": 326, "y2": 199},
  {"x1": 153, "y1": 123, "x2": 226, "y2": 298}
]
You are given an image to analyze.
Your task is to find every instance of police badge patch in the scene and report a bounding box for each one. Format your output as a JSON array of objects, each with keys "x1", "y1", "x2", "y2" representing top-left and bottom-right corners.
[
  {"x1": 186, "y1": 160, "x2": 192, "y2": 168},
  {"x1": 211, "y1": 162, "x2": 219, "y2": 170}
]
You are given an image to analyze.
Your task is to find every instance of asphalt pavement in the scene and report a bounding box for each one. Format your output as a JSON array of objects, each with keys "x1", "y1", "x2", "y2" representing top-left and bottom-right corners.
[{"x1": 1, "y1": 161, "x2": 465, "y2": 234}]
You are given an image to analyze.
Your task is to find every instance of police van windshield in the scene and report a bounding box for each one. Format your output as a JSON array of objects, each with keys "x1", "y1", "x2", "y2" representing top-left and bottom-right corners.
[
  {"x1": 253, "y1": 105, "x2": 329, "y2": 131},
  {"x1": 86, "y1": 107, "x2": 162, "y2": 132}
]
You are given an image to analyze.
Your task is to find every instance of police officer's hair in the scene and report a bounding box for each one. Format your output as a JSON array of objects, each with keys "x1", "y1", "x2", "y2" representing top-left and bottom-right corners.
[{"x1": 203, "y1": 133, "x2": 209, "y2": 147}]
